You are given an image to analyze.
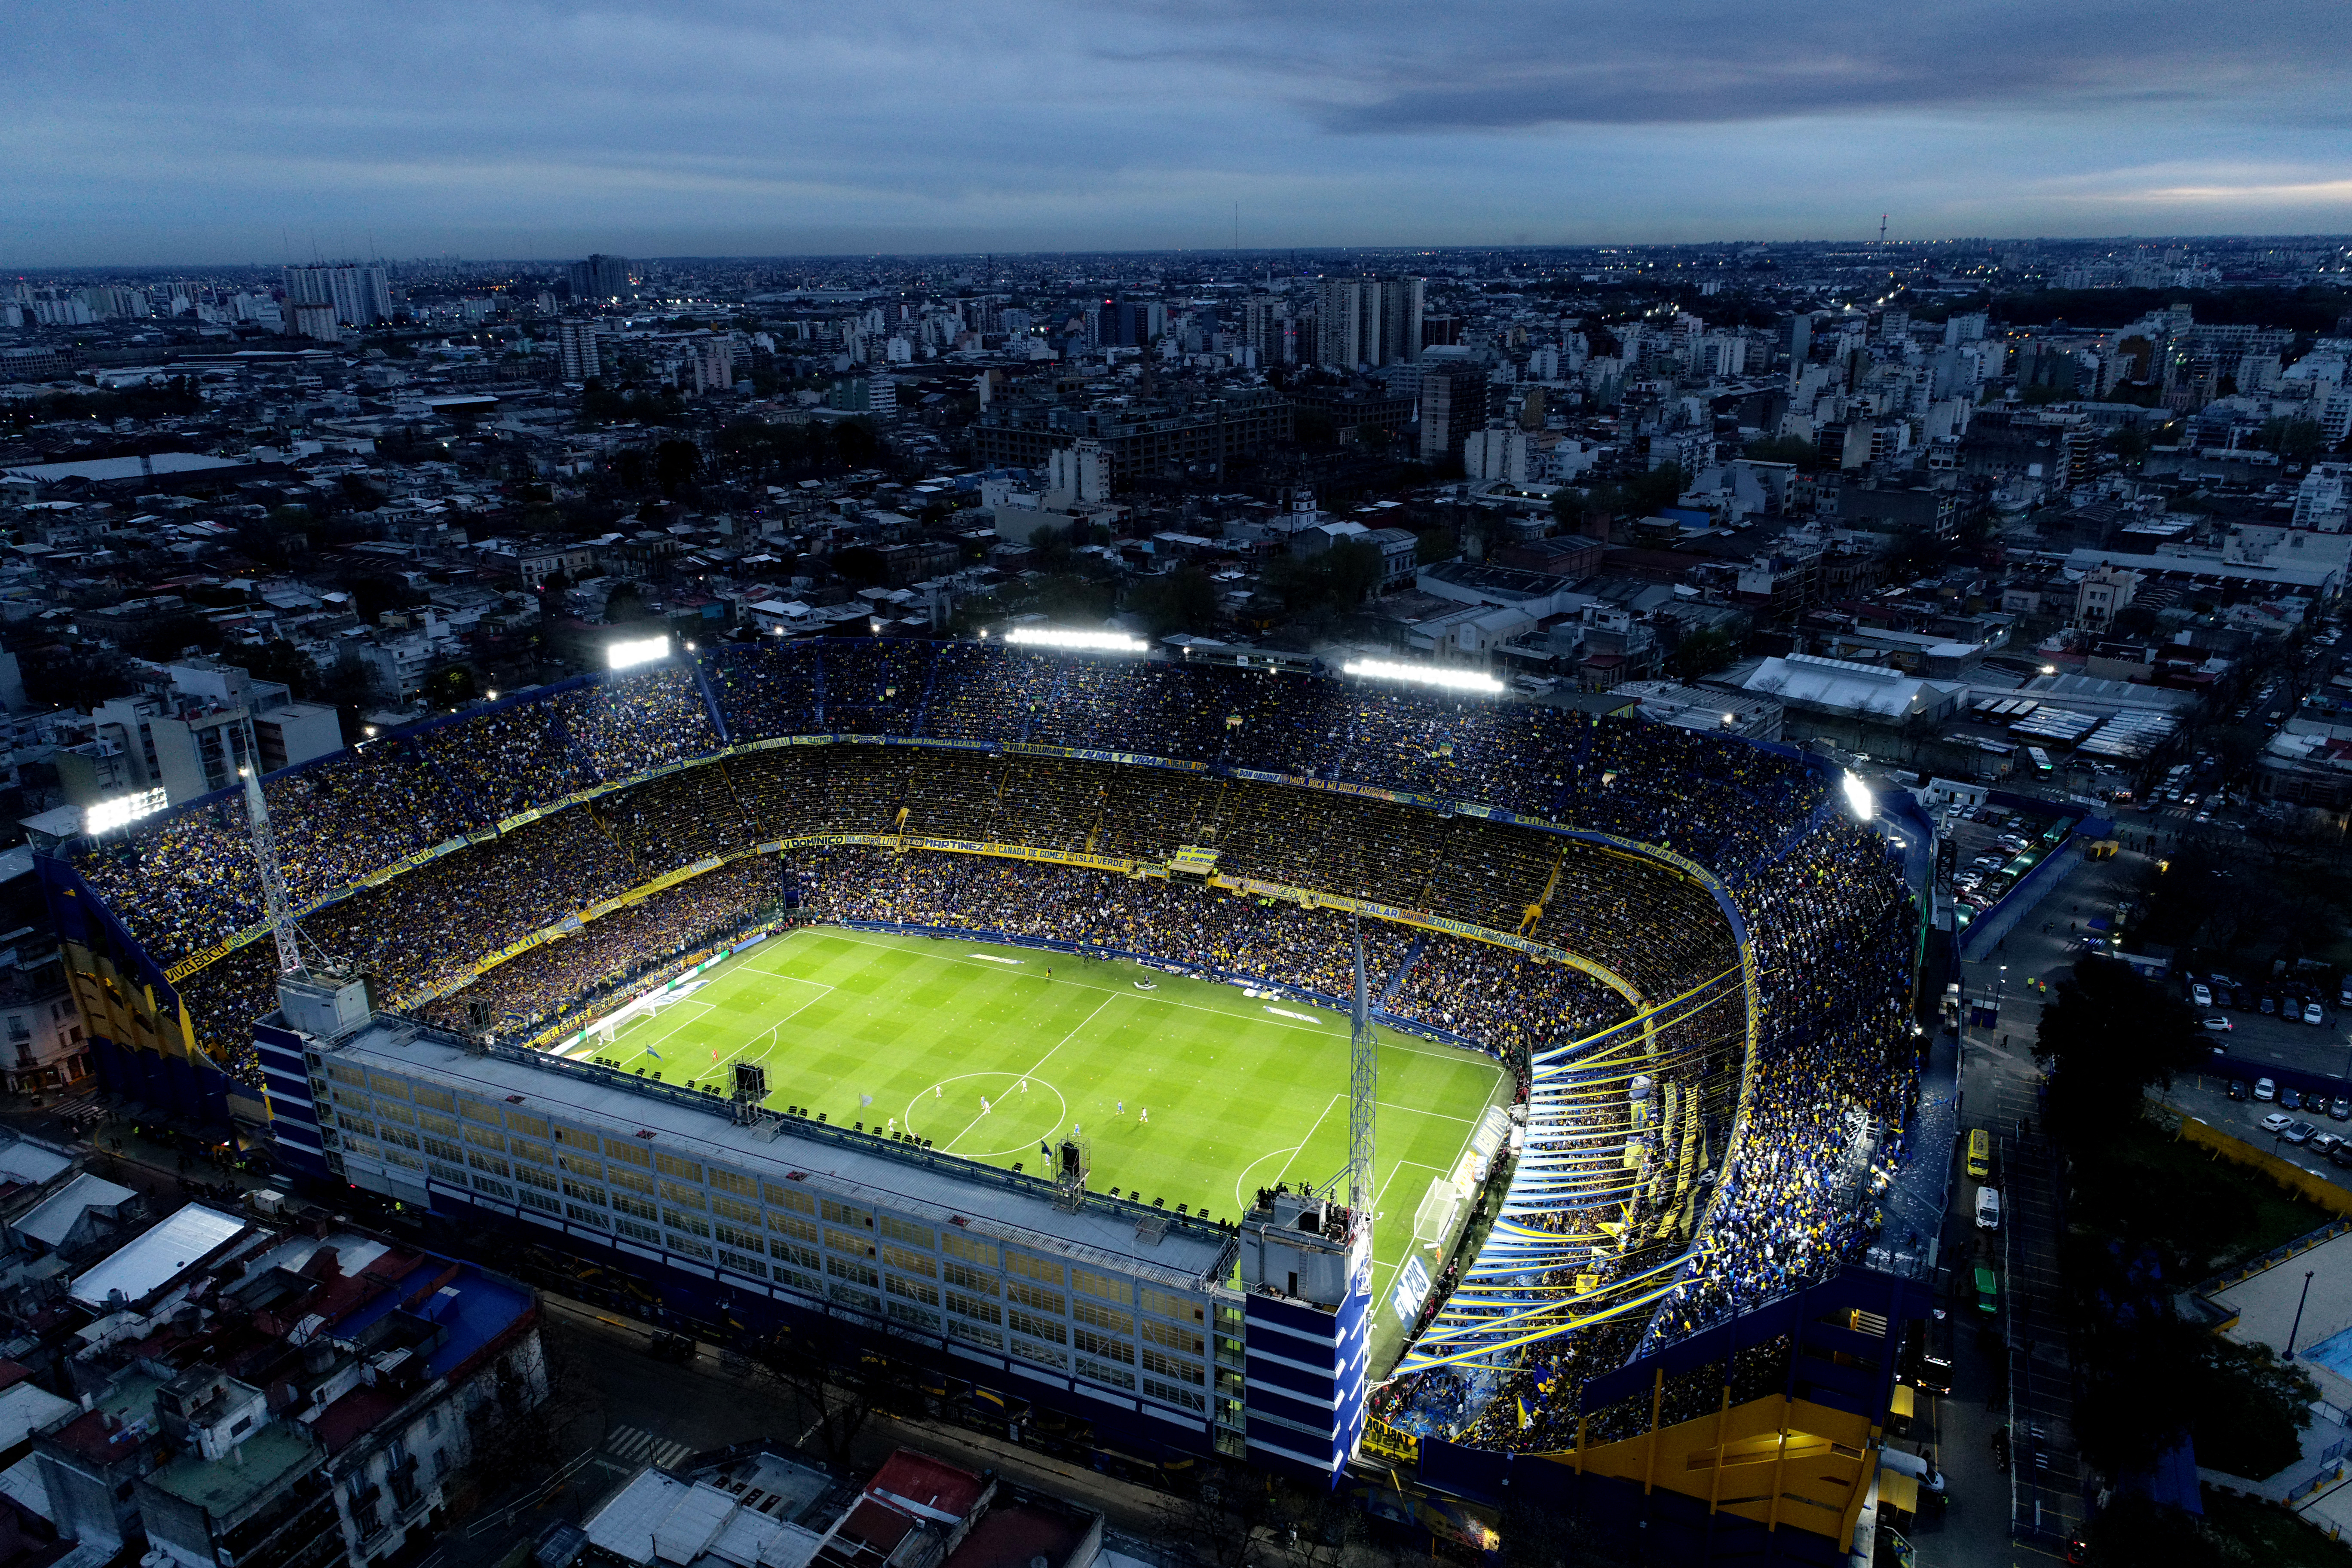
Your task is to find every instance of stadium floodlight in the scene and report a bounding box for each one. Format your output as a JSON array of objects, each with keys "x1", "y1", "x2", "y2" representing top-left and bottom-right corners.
[
  {"x1": 1341, "y1": 658, "x2": 1504, "y2": 695},
  {"x1": 606, "y1": 634, "x2": 671, "y2": 671},
  {"x1": 84, "y1": 787, "x2": 169, "y2": 836},
  {"x1": 1842, "y1": 770, "x2": 1874, "y2": 820},
  {"x1": 1004, "y1": 628, "x2": 1148, "y2": 653}
]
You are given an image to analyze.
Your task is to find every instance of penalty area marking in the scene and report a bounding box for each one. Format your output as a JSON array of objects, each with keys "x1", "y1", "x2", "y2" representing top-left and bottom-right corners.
[
  {"x1": 703, "y1": 977, "x2": 836, "y2": 1081},
  {"x1": 575, "y1": 998, "x2": 713, "y2": 1063}
]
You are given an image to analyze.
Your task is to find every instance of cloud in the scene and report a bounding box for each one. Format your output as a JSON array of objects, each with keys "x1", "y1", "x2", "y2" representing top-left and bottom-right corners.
[{"x1": 0, "y1": 0, "x2": 2348, "y2": 262}]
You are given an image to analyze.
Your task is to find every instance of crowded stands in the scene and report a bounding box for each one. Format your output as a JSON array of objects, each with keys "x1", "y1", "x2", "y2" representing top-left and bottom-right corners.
[{"x1": 69, "y1": 637, "x2": 1918, "y2": 1453}]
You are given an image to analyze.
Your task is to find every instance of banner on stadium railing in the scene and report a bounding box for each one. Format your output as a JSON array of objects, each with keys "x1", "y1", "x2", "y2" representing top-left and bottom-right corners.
[
  {"x1": 166, "y1": 934, "x2": 250, "y2": 984},
  {"x1": 880, "y1": 735, "x2": 998, "y2": 753},
  {"x1": 1204, "y1": 873, "x2": 1638, "y2": 1004},
  {"x1": 1004, "y1": 742, "x2": 1208, "y2": 773},
  {"x1": 901, "y1": 837, "x2": 1137, "y2": 875}
]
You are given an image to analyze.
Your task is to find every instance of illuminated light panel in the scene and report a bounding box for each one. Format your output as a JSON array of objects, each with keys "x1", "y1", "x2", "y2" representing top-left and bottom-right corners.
[
  {"x1": 1003, "y1": 628, "x2": 1147, "y2": 652},
  {"x1": 85, "y1": 787, "x2": 169, "y2": 836},
  {"x1": 606, "y1": 634, "x2": 672, "y2": 670},
  {"x1": 1341, "y1": 658, "x2": 1504, "y2": 695},
  {"x1": 1842, "y1": 770, "x2": 1874, "y2": 820}
]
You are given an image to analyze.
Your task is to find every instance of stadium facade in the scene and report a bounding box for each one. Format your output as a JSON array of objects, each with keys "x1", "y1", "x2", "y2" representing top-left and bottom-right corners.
[
  {"x1": 44, "y1": 639, "x2": 1940, "y2": 1559},
  {"x1": 251, "y1": 996, "x2": 1369, "y2": 1478}
]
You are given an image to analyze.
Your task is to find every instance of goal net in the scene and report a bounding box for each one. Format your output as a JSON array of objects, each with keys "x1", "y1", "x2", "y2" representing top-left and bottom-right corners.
[
  {"x1": 579, "y1": 978, "x2": 706, "y2": 1051},
  {"x1": 1413, "y1": 1175, "x2": 1465, "y2": 1249}
]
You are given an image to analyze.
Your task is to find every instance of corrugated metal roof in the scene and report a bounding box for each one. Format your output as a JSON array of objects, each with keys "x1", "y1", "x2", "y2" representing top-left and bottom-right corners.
[{"x1": 67, "y1": 1203, "x2": 246, "y2": 1310}]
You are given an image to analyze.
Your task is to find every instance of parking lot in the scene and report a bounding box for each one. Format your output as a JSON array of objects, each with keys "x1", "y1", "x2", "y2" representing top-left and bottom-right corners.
[
  {"x1": 2187, "y1": 969, "x2": 2352, "y2": 1072},
  {"x1": 2167, "y1": 1071, "x2": 2352, "y2": 1188},
  {"x1": 1942, "y1": 804, "x2": 2072, "y2": 926}
]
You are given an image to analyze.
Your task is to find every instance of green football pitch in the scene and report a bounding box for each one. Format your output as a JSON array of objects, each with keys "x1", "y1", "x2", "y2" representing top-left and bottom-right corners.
[{"x1": 562, "y1": 926, "x2": 1510, "y2": 1295}]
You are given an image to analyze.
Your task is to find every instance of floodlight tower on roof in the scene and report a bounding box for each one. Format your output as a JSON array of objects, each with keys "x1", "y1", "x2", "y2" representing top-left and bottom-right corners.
[
  {"x1": 242, "y1": 764, "x2": 301, "y2": 977},
  {"x1": 247, "y1": 765, "x2": 371, "y2": 1042},
  {"x1": 1348, "y1": 916, "x2": 1375, "y2": 1286}
]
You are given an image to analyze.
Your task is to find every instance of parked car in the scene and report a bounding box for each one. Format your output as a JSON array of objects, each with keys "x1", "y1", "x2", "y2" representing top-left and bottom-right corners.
[
  {"x1": 2264, "y1": 1111, "x2": 2295, "y2": 1133},
  {"x1": 2192, "y1": 983, "x2": 2213, "y2": 1008},
  {"x1": 1975, "y1": 1187, "x2": 2003, "y2": 1230},
  {"x1": 2283, "y1": 1087, "x2": 2304, "y2": 1111},
  {"x1": 2203, "y1": 1016, "x2": 2233, "y2": 1033},
  {"x1": 2315, "y1": 1133, "x2": 2343, "y2": 1157},
  {"x1": 2332, "y1": 1097, "x2": 2351, "y2": 1121},
  {"x1": 2309, "y1": 1001, "x2": 2328, "y2": 1026},
  {"x1": 2257, "y1": 1078, "x2": 2278, "y2": 1100},
  {"x1": 2286, "y1": 1121, "x2": 2319, "y2": 1144},
  {"x1": 2330, "y1": 1143, "x2": 2352, "y2": 1170},
  {"x1": 2227, "y1": 1079, "x2": 2250, "y2": 1101}
]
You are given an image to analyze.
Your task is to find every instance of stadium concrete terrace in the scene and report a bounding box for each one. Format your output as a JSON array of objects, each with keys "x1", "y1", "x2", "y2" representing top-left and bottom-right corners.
[{"x1": 52, "y1": 640, "x2": 1913, "y2": 1449}]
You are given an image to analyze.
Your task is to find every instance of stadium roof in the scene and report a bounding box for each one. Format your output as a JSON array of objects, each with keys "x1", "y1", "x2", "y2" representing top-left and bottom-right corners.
[{"x1": 325, "y1": 1020, "x2": 1231, "y2": 1292}]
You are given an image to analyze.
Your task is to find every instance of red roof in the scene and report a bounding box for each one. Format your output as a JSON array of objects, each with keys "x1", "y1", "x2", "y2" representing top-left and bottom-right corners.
[{"x1": 865, "y1": 1449, "x2": 986, "y2": 1522}]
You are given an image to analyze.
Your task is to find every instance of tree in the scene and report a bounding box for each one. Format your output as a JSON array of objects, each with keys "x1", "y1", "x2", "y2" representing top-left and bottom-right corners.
[
  {"x1": 421, "y1": 661, "x2": 479, "y2": 709},
  {"x1": 18, "y1": 640, "x2": 135, "y2": 712},
  {"x1": 741, "y1": 1322, "x2": 879, "y2": 1471},
  {"x1": 242, "y1": 638, "x2": 318, "y2": 701},
  {"x1": 2257, "y1": 415, "x2": 2326, "y2": 464},
  {"x1": 833, "y1": 418, "x2": 879, "y2": 469},
  {"x1": 1129, "y1": 565, "x2": 1220, "y2": 636},
  {"x1": 317, "y1": 648, "x2": 390, "y2": 742},
  {"x1": 1325, "y1": 538, "x2": 1386, "y2": 606},
  {"x1": 2190, "y1": 1338, "x2": 2317, "y2": 1479},
  {"x1": 603, "y1": 583, "x2": 654, "y2": 624},
  {"x1": 2032, "y1": 957, "x2": 2200, "y2": 1153},
  {"x1": 655, "y1": 438, "x2": 701, "y2": 493},
  {"x1": 124, "y1": 612, "x2": 221, "y2": 664},
  {"x1": 1740, "y1": 435, "x2": 1823, "y2": 471},
  {"x1": 1575, "y1": 463, "x2": 1689, "y2": 524},
  {"x1": 831, "y1": 545, "x2": 888, "y2": 587},
  {"x1": 1415, "y1": 527, "x2": 1460, "y2": 566},
  {"x1": 1669, "y1": 627, "x2": 1736, "y2": 681},
  {"x1": 1158, "y1": 1460, "x2": 1280, "y2": 1568}
]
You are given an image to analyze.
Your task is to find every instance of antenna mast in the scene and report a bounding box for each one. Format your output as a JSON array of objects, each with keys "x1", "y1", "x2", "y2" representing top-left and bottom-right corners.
[
  {"x1": 1348, "y1": 915, "x2": 1375, "y2": 1281},
  {"x1": 1879, "y1": 214, "x2": 1888, "y2": 245},
  {"x1": 242, "y1": 765, "x2": 303, "y2": 976}
]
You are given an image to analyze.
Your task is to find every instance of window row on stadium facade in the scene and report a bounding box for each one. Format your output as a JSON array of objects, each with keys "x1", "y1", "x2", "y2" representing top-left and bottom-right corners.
[{"x1": 328, "y1": 1084, "x2": 1212, "y2": 1367}]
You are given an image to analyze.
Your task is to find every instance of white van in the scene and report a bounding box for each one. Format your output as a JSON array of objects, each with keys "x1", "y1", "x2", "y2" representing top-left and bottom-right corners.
[{"x1": 1975, "y1": 1187, "x2": 2003, "y2": 1230}]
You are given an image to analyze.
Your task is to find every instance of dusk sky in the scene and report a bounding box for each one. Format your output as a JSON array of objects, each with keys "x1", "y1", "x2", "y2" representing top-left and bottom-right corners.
[{"x1": 9, "y1": 0, "x2": 2352, "y2": 266}]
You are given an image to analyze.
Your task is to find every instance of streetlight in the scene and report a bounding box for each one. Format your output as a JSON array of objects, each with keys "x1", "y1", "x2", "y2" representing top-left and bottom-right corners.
[{"x1": 2287, "y1": 1269, "x2": 2318, "y2": 1360}]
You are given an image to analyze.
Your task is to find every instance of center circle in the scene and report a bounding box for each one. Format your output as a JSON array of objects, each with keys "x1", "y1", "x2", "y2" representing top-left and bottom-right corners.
[{"x1": 905, "y1": 1072, "x2": 1069, "y2": 1160}]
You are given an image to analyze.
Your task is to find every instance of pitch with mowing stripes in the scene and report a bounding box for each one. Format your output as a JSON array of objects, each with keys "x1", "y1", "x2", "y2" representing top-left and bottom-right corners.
[{"x1": 572, "y1": 926, "x2": 1509, "y2": 1293}]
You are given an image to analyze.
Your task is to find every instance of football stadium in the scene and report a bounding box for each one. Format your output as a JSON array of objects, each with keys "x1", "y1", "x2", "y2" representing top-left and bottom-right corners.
[{"x1": 49, "y1": 635, "x2": 1938, "y2": 1562}]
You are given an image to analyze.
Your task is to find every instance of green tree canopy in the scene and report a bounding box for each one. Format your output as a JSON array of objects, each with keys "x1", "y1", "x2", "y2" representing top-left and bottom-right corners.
[
  {"x1": 1127, "y1": 565, "x2": 1220, "y2": 637},
  {"x1": 1740, "y1": 435, "x2": 1824, "y2": 470},
  {"x1": 2032, "y1": 956, "x2": 2200, "y2": 1152}
]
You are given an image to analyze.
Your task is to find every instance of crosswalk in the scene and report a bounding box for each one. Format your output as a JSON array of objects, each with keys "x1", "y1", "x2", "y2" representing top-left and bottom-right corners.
[{"x1": 606, "y1": 1425, "x2": 694, "y2": 1470}]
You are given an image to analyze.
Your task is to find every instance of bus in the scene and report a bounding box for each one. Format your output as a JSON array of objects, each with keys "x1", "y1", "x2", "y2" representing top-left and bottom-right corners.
[
  {"x1": 1966, "y1": 1129, "x2": 1991, "y2": 1180},
  {"x1": 2025, "y1": 746, "x2": 2054, "y2": 774}
]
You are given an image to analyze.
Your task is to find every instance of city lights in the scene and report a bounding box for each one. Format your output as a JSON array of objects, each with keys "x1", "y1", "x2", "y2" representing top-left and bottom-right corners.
[
  {"x1": 606, "y1": 634, "x2": 671, "y2": 671},
  {"x1": 1341, "y1": 658, "x2": 1504, "y2": 695},
  {"x1": 1004, "y1": 628, "x2": 1148, "y2": 653},
  {"x1": 85, "y1": 787, "x2": 169, "y2": 836},
  {"x1": 1842, "y1": 770, "x2": 1875, "y2": 820}
]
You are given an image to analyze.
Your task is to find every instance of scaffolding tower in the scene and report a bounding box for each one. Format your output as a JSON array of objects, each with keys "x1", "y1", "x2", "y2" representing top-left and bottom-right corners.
[{"x1": 1349, "y1": 918, "x2": 1375, "y2": 1285}]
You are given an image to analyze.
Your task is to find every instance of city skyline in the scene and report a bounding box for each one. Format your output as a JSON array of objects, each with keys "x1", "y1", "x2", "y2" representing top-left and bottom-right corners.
[{"x1": 5, "y1": 0, "x2": 2350, "y2": 266}]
